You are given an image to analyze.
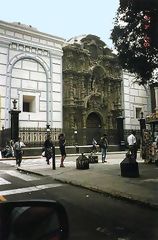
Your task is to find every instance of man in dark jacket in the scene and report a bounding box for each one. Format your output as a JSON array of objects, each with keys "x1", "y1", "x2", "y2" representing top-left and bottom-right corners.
[
  {"x1": 58, "y1": 133, "x2": 66, "y2": 167},
  {"x1": 44, "y1": 135, "x2": 55, "y2": 165}
]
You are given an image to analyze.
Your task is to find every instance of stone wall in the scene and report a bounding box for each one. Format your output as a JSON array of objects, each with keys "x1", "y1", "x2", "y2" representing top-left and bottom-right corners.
[
  {"x1": 122, "y1": 71, "x2": 150, "y2": 130},
  {"x1": 0, "y1": 20, "x2": 65, "y2": 131}
]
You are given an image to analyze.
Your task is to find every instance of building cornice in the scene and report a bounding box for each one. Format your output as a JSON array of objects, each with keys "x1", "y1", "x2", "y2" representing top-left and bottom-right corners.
[
  {"x1": 0, "y1": 20, "x2": 65, "y2": 45},
  {"x1": 0, "y1": 35, "x2": 63, "y2": 56}
]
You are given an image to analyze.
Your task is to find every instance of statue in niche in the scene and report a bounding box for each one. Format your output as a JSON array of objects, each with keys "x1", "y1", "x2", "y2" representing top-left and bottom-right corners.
[
  {"x1": 87, "y1": 96, "x2": 100, "y2": 109},
  {"x1": 91, "y1": 76, "x2": 98, "y2": 93}
]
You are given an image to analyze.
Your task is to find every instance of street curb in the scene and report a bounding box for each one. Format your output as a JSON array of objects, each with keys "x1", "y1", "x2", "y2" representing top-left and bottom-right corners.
[
  {"x1": 17, "y1": 168, "x2": 46, "y2": 177},
  {"x1": 18, "y1": 167, "x2": 158, "y2": 210},
  {"x1": 0, "y1": 156, "x2": 41, "y2": 161},
  {"x1": 0, "y1": 151, "x2": 129, "y2": 161},
  {"x1": 53, "y1": 178, "x2": 158, "y2": 210}
]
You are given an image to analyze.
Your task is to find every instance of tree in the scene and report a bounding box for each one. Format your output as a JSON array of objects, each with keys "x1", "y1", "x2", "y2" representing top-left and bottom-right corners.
[{"x1": 111, "y1": 0, "x2": 158, "y2": 85}]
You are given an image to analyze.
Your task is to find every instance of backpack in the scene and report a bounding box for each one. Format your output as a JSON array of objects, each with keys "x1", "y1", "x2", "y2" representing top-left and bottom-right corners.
[{"x1": 100, "y1": 137, "x2": 108, "y2": 149}]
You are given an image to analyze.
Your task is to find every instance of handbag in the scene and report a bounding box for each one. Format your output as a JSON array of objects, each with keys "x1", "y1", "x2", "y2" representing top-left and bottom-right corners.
[{"x1": 42, "y1": 151, "x2": 45, "y2": 157}]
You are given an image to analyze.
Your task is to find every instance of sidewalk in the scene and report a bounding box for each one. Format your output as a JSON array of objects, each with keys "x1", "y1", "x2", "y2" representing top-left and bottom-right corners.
[{"x1": 5, "y1": 152, "x2": 158, "y2": 209}]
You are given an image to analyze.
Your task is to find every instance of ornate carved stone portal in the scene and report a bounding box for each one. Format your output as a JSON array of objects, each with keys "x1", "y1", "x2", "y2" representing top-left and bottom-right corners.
[{"x1": 63, "y1": 35, "x2": 123, "y2": 145}]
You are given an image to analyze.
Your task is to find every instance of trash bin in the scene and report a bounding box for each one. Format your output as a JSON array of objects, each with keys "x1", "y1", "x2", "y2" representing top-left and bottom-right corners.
[
  {"x1": 120, "y1": 153, "x2": 139, "y2": 178},
  {"x1": 88, "y1": 154, "x2": 98, "y2": 163},
  {"x1": 76, "y1": 153, "x2": 89, "y2": 170}
]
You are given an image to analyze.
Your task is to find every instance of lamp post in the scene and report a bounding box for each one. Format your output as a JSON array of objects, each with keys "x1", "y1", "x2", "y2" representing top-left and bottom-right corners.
[
  {"x1": 74, "y1": 130, "x2": 79, "y2": 153},
  {"x1": 46, "y1": 123, "x2": 50, "y2": 136},
  {"x1": 74, "y1": 130, "x2": 77, "y2": 143},
  {"x1": 46, "y1": 123, "x2": 55, "y2": 170},
  {"x1": 1, "y1": 125, "x2": 5, "y2": 147},
  {"x1": 139, "y1": 112, "x2": 146, "y2": 137}
]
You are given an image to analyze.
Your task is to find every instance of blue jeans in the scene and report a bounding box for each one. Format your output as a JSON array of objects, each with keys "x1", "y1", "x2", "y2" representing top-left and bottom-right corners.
[{"x1": 101, "y1": 148, "x2": 107, "y2": 162}]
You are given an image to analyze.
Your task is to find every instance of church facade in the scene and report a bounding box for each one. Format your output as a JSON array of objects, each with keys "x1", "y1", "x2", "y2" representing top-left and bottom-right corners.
[{"x1": 62, "y1": 35, "x2": 123, "y2": 145}]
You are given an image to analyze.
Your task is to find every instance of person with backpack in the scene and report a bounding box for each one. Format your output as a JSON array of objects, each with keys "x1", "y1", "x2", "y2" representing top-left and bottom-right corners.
[{"x1": 100, "y1": 134, "x2": 108, "y2": 163}]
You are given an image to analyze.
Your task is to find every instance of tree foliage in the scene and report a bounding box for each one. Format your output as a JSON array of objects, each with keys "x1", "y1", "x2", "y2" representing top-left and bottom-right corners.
[{"x1": 111, "y1": 0, "x2": 158, "y2": 85}]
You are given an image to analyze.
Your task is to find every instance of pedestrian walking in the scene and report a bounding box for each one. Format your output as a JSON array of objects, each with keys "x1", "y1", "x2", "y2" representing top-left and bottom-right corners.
[
  {"x1": 127, "y1": 130, "x2": 138, "y2": 161},
  {"x1": 58, "y1": 133, "x2": 66, "y2": 167},
  {"x1": 44, "y1": 135, "x2": 55, "y2": 165},
  {"x1": 14, "y1": 137, "x2": 25, "y2": 167},
  {"x1": 92, "y1": 138, "x2": 97, "y2": 153},
  {"x1": 100, "y1": 134, "x2": 108, "y2": 163}
]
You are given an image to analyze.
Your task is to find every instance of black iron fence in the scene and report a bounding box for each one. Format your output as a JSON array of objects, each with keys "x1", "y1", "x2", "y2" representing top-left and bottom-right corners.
[
  {"x1": 0, "y1": 127, "x2": 61, "y2": 148},
  {"x1": 63, "y1": 128, "x2": 119, "y2": 146},
  {"x1": 0, "y1": 127, "x2": 141, "y2": 149},
  {"x1": 63, "y1": 128, "x2": 141, "y2": 147},
  {"x1": 19, "y1": 127, "x2": 61, "y2": 147}
]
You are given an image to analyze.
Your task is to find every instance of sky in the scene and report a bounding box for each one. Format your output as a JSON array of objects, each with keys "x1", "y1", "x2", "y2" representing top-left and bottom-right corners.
[{"x1": 1, "y1": 0, "x2": 119, "y2": 49}]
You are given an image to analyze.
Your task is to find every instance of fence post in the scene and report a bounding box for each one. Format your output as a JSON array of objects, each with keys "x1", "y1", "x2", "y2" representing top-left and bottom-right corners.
[{"x1": 9, "y1": 99, "x2": 21, "y2": 142}]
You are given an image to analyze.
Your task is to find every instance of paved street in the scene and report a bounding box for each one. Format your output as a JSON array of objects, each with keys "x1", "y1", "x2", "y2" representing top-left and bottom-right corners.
[
  {"x1": 0, "y1": 158, "x2": 158, "y2": 240},
  {"x1": 0, "y1": 161, "x2": 63, "y2": 199},
  {"x1": 0, "y1": 151, "x2": 158, "y2": 209}
]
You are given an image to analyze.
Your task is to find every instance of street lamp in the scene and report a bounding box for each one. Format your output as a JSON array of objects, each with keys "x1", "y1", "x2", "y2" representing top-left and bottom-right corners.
[
  {"x1": 74, "y1": 130, "x2": 78, "y2": 144},
  {"x1": 1, "y1": 125, "x2": 5, "y2": 147},
  {"x1": 74, "y1": 130, "x2": 79, "y2": 153},
  {"x1": 46, "y1": 123, "x2": 50, "y2": 136},
  {"x1": 139, "y1": 112, "x2": 146, "y2": 137}
]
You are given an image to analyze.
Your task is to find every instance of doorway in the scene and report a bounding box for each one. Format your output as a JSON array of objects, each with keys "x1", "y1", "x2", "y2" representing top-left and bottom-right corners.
[{"x1": 86, "y1": 112, "x2": 102, "y2": 144}]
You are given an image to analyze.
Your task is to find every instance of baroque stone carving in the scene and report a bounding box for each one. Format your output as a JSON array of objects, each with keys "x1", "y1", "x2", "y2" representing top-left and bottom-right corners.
[{"x1": 63, "y1": 34, "x2": 123, "y2": 144}]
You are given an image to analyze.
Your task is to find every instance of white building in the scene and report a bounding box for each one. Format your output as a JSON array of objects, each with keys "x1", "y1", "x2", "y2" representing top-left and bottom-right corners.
[
  {"x1": 122, "y1": 71, "x2": 151, "y2": 130},
  {"x1": 0, "y1": 20, "x2": 65, "y2": 131},
  {"x1": 0, "y1": 22, "x2": 152, "y2": 146}
]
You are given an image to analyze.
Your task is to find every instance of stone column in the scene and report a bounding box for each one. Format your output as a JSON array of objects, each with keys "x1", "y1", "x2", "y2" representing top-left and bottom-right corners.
[
  {"x1": 0, "y1": 95, "x2": 1, "y2": 130},
  {"x1": 9, "y1": 99, "x2": 21, "y2": 142},
  {"x1": 82, "y1": 111, "x2": 87, "y2": 145},
  {"x1": 107, "y1": 81, "x2": 113, "y2": 129},
  {"x1": 69, "y1": 75, "x2": 74, "y2": 105},
  {"x1": 155, "y1": 87, "x2": 158, "y2": 113},
  {"x1": 81, "y1": 77, "x2": 85, "y2": 100}
]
